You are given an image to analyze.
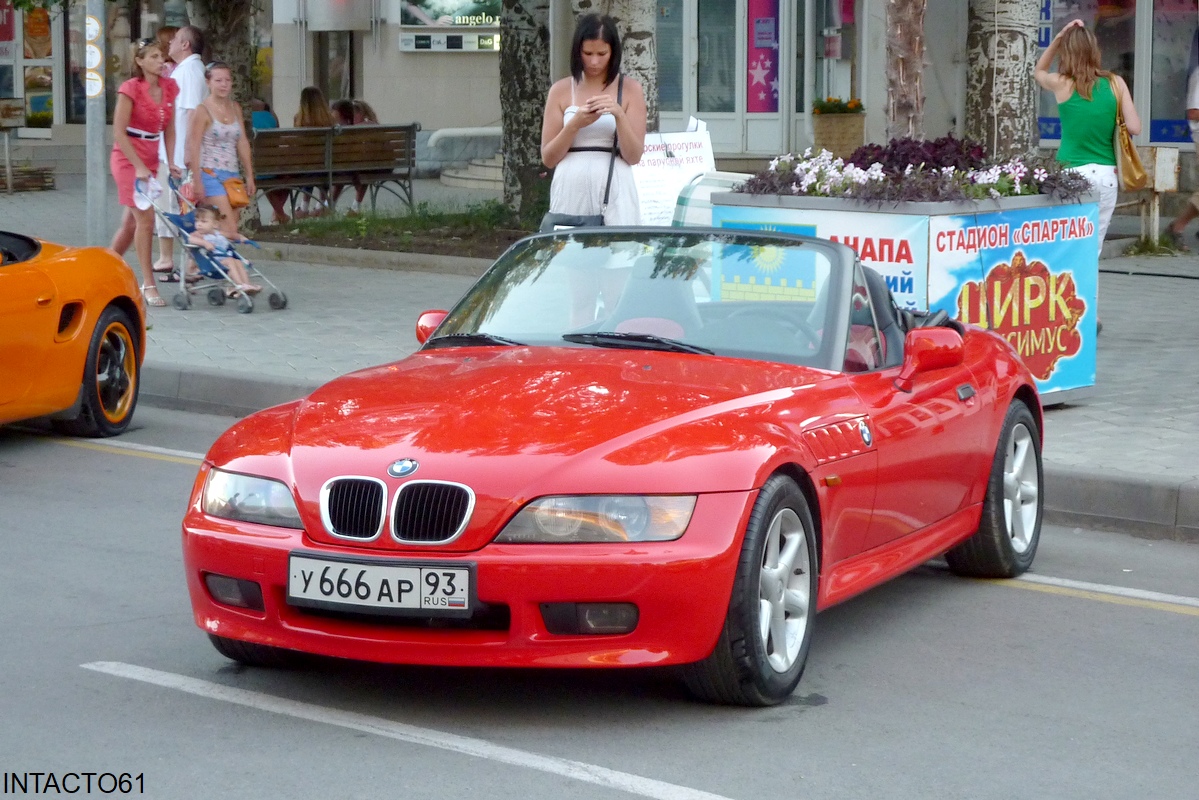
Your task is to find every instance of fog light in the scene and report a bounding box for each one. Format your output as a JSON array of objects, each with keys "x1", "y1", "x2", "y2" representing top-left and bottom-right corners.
[
  {"x1": 204, "y1": 573, "x2": 265, "y2": 611},
  {"x1": 540, "y1": 602, "x2": 638, "y2": 635}
]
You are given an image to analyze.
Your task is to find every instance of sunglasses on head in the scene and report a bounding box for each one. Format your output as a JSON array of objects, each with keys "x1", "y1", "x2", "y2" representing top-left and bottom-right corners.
[
  {"x1": 204, "y1": 61, "x2": 229, "y2": 77},
  {"x1": 137, "y1": 38, "x2": 156, "y2": 48}
]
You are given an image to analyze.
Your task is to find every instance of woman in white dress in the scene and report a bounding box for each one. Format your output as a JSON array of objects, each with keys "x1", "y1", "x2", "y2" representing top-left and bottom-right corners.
[
  {"x1": 540, "y1": 13, "x2": 646, "y2": 226},
  {"x1": 541, "y1": 14, "x2": 647, "y2": 325}
]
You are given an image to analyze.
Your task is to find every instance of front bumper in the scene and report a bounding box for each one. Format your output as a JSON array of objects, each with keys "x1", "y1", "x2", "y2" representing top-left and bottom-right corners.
[{"x1": 182, "y1": 490, "x2": 754, "y2": 668}]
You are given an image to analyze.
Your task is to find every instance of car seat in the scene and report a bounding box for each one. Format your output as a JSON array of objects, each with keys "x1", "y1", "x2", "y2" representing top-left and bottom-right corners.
[{"x1": 606, "y1": 255, "x2": 703, "y2": 338}]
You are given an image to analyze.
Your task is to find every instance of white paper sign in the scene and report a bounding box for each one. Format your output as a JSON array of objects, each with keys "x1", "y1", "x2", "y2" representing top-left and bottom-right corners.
[{"x1": 632, "y1": 130, "x2": 716, "y2": 226}]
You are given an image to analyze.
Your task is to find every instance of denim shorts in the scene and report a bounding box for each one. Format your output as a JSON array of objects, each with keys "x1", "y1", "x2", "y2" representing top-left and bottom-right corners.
[{"x1": 201, "y1": 168, "x2": 239, "y2": 198}]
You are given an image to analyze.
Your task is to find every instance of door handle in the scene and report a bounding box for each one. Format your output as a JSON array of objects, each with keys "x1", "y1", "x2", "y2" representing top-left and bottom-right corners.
[{"x1": 36, "y1": 294, "x2": 54, "y2": 306}]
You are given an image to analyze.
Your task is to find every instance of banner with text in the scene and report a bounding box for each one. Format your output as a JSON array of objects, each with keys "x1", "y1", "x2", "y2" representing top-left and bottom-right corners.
[
  {"x1": 710, "y1": 204, "x2": 930, "y2": 310},
  {"x1": 631, "y1": 131, "x2": 716, "y2": 226},
  {"x1": 927, "y1": 203, "x2": 1099, "y2": 395}
]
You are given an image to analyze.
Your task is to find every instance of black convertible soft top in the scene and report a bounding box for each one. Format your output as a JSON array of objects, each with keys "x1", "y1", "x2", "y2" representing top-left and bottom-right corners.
[{"x1": 0, "y1": 231, "x2": 42, "y2": 265}]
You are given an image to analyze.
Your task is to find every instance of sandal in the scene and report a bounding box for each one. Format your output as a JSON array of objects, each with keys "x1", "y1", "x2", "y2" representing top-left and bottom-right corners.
[
  {"x1": 159, "y1": 270, "x2": 181, "y2": 283},
  {"x1": 141, "y1": 284, "x2": 167, "y2": 307},
  {"x1": 240, "y1": 283, "x2": 263, "y2": 295},
  {"x1": 152, "y1": 259, "x2": 175, "y2": 273},
  {"x1": 1165, "y1": 228, "x2": 1190, "y2": 252},
  {"x1": 184, "y1": 271, "x2": 203, "y2": 284}
]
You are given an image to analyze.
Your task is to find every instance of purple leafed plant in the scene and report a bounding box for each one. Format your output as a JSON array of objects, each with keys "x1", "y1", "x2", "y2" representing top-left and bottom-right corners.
[{"x1": 737, "y1": 138, "x2": 1093, "y2": 204}]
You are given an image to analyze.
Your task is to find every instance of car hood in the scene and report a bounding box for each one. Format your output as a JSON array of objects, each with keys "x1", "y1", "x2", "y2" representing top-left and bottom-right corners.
[{"x1": 213, "y1": 347, "x2": 837, "y2": 551}]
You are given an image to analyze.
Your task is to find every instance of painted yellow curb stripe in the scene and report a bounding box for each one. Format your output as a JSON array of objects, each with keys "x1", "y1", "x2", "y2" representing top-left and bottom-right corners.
[
  {"x1": 56, "y1": 438, "x2": 203, "y2": 466},
  {"x1": 988, "y1": 578, "x2": 1199, "y2": 617}
]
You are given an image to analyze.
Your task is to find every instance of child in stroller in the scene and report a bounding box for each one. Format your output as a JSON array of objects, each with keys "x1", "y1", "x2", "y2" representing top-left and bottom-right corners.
[{"x1": 187, "y1": 204, "x2": 261, "y2": 297}]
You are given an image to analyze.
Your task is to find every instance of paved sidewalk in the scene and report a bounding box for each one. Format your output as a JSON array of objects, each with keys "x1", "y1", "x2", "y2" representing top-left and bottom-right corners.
[{"x1": 2, "y1": 181, "x2": 1196, "y2": 541}]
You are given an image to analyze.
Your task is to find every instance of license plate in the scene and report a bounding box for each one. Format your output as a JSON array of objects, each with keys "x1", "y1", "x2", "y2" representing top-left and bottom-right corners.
[{"x1": 287, "y1": 554, "x2": 473, "y2": 617}]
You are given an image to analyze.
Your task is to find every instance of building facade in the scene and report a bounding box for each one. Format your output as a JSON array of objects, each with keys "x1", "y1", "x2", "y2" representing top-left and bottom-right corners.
[{"x1": 1, "y1": 1, "x2": 1196, "y2": 162}]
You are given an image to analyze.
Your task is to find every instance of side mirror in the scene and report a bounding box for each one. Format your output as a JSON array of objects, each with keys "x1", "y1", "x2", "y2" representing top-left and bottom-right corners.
[
  {"x1": 414, "y1": 310, "x2": 449, "y2": 344},
  {"x1": 894, "y1": 327, "x2": 963, "y2": 392}
]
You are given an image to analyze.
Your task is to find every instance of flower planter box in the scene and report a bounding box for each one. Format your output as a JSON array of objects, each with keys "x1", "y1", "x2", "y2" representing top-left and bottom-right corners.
[
  {"x1": 811, "y1": 114, "x2": 864, "y2": 160},
  {"x1": 707, "y1": 191, "x2": 1101, "y2": 400}
]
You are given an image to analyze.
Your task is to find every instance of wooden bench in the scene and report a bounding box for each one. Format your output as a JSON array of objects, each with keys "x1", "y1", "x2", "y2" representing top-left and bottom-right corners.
[{"x1": 251, "y1": 123, "x2": 420, "y2": 214}]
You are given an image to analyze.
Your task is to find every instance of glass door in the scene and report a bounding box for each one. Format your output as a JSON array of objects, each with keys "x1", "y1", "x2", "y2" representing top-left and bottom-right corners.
[
  {"x1": 793, "y1": 0, "x2": 859, "y2": 154},
  {"x1": 656, "y1": 0, "x2": 797, "y2": 155}
]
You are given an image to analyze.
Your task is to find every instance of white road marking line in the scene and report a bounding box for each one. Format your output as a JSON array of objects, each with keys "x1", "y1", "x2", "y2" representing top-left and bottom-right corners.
[
  {"x1": 80, "y1": 661, "x2": 734, "y2": 800},
  {"x1": 1017, "y1": 573, "x2": 1199, "y2": 609}
]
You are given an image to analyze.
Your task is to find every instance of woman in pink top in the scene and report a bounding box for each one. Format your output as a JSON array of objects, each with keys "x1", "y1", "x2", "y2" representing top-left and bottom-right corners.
[{"x1": 110, "y1": 38, "x2": 181, "y2": 308}]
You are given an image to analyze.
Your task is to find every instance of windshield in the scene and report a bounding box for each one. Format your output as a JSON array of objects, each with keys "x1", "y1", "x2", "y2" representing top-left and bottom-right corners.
[{"x1": 431, "y1": 230, "x2": 851, "y2": 369}]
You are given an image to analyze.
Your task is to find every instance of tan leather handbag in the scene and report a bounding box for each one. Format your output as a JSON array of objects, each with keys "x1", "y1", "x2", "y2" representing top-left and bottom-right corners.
[{"x1": 1110, "y1": 77, "x2": 1147, "y2": 191}]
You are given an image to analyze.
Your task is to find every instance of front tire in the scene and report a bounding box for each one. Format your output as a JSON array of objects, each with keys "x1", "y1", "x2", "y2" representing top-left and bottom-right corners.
[
  {"x1": 53, "y1": 306, "x2": 140, "y2": 437},
  {"x1": 946, "y1": 399, "x2": 1043, "y2": 578},
  {"x1": 682, "y1": 475, "x2": 818, "y2": 706},
  {"x1": 207, "y1": 634, "x2": 301, "y2": 668}
]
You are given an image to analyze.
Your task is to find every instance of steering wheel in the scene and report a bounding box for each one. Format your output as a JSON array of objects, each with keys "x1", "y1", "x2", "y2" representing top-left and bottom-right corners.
[{"x1": 723, "y1": 306, "x2": 820, "y2": 351}]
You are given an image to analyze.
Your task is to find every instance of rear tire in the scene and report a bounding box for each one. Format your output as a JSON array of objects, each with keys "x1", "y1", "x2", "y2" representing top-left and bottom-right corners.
[
  {"x1": 682, "y1": 474, "x2": 818, "y2": 706},
  {"x1": 207, "y1": 287, "x2": 226, "y2": 306},
  {"x1": 237, "y1": 294, "x2": 254, "y2": 314},
  {"x1": 172, "y1": 291, "x2": 191, "y2": 310},
  {"x1": 53, "y1": 306, "x2": 139, "y2": 437},
  {"x1": 269, "y1": 291, "x2": 287, "y2": 310},
  {"x1": 207, "y1": 634, "x2": 301, "y2": 668},
  {"x1": 946, "y1": 400, "x2": 1043, "y2": 578}
]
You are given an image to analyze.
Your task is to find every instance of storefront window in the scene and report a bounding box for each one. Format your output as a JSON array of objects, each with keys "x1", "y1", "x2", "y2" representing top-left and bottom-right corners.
[
  {"x1": 1038, "y1": 0, "x2": 1137, "y2": 140},
  {"x1": 253, "y1": 2, "x2": 273, "y2": 109},
  {"x1": 22, "y1": 6, "x2": 51, "y2": 126},
  {"x1": 656, "y1": 0, "x2": 683, "y2": 113},
  {"x1": 746, "y1": 0, "x2": 779, "y2": 113},
  {"x1": 315, "y1": 31, "x2": 354, "y2": 103},
  {"x1": 1150, "y1": 0, "x2": 1197, "y2": 143},
  {"x1": 798, "y1": 0, "x2": 858, "y2": 111},
  {"x1": 1, "y1": 0, "x2": 15, "y2": 98},
  {"x1": 698, "y1": 0, "x2": 735, "y2": 113}
]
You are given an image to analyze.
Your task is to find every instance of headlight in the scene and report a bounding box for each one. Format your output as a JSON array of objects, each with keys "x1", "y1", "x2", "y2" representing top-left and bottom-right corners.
[
  {"x1": 202, "y1": 468, "x2": 303, "y2": 529},
  {"x1": 495, "y1": 495, "x2": 696, "y2": 543}
]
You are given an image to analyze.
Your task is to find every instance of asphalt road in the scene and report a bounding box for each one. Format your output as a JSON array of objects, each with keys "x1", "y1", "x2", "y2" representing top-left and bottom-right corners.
[{"x1": 1, "y1": 407, "x2": 1196, "y2": 800}]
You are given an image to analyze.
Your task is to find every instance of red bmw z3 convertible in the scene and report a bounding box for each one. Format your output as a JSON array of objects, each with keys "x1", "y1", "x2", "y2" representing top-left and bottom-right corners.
[{"x1": 182, "y1": 228, "x2": 1044, "y2": 706}]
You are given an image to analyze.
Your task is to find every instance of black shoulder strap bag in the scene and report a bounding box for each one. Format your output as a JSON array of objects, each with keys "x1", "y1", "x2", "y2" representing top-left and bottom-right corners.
[{"x1": 540, "y1": 74, "x2": 624, "y2": 233}]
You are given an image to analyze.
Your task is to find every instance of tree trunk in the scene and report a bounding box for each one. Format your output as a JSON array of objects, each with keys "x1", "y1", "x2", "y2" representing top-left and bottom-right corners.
[
  {"x1": 886, "y1": 0, "x2": 927, "y2": 141},
  {"x1": 575, "y1": 0, "x2": 659, "y2": 131},
  {"x1": 964, "y1": 0, "x2": 1040, "y2": 160},
  {"x1": 500, "y1": 0, "x2": 552, "y2": 225},
  {"x1": 197, "y1": 0, "x2": 261, "y2": 227}
]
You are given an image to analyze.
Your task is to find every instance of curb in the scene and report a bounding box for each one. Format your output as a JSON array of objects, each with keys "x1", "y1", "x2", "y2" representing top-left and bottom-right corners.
[
  {"x1": 250, "y1": 240, "x2": 494, "y2": 277},
  {"x1": 139, "y1": 363, "x2": 1198, "y2": 543}
]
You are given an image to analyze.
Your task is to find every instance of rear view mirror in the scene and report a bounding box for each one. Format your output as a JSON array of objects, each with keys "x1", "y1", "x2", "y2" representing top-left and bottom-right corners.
[
  {"x1": 415, "y1": 310, "x2": 449, "y2": 344},
  {"x1": 894, "y1": 327, "x2": 963, "y2": 392}
]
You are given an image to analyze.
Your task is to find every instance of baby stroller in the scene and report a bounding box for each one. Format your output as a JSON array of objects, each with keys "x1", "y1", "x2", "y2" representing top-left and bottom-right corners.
[{"x1": 149, "y1": 178, "x2": 289, "y2": 314}]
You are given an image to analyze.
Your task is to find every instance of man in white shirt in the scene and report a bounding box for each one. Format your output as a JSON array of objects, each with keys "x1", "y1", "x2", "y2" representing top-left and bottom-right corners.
[
  {"x1": 154, "y1": 25, "x2": 208, "y2": 276},
  {"x1": 1164, "y1": 66, "x2": 1199, "y2": 251}
]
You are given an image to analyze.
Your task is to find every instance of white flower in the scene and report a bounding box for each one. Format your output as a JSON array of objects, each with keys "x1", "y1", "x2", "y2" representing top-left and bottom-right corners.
[{"x1": 1033, "y1": 168, "x2": 1049, "y2": 182}]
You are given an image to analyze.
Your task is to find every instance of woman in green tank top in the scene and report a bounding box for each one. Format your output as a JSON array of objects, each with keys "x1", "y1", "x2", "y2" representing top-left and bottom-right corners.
[{"x1": 1034, "y1": 19, "x2": 1141, "y2": 250}]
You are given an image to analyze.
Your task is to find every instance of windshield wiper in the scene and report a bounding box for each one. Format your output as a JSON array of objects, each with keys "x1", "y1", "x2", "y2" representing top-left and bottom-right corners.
[
  {"x1": 425, "y1": 332, "x2": 524, "y2": 349},
  {"x1": 562, "y1": 331, "x2": 713, "y2": 355}
]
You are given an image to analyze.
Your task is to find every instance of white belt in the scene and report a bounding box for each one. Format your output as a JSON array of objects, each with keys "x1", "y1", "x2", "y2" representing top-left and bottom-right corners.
[{"x1": 126, "y1": 127, "x2": 161, "y2": 141}]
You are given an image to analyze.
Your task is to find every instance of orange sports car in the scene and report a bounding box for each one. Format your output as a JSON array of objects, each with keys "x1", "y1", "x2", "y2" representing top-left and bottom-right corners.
[{"x1": 0, "y1": 230, "x2": 145, "y2": 436}]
